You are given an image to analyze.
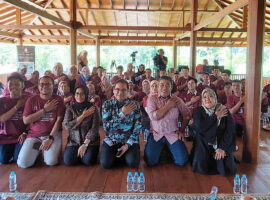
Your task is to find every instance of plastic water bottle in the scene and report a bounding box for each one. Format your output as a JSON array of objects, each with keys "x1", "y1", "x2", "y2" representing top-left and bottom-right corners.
[
  {"x1": 241, "y1": 174, "x2": 248, "y2": 194},
  {"x1": 178, "y1": 121, "x2": 182, "y2": 128},
  {"x1": 127, "y1": 172, "x2": 133, "y2": 192},
  {"x1": 209, "y1": 186, "x2": 218, "y2": 200},
  {"x1": 233, "y1": 174, "x2": 241, "y2": 194},
  {"x1": 144, "y1": 129, "x2": 149, "y2": 142},
  {"x1": 132, "y1": 172, "x2": 139, "y2": 192},
  {"x1": 138, "y1": 172, "x2": 145, "y2": 192},
  {"x1": 263, "y1": 118, "x2": 267, "y2": 128},
  {"x1": 9, "y1": 171, "x2": 17, "y2": 192},
  {"x1": 185, "y1": 126, "x2": 190, "y2": 137}
]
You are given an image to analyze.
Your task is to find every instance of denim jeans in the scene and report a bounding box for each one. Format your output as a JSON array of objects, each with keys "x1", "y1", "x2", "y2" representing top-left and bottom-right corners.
[
  {"x1": 100, "y1": 142, "x2": 140, "y2": 169},
  {"x1": 64, "y1": 145, "x2": 99, "y2": 166},
  {"x1": 144, "y1": 134, "x2": 188, "y2": 166},
  {"x1": 0, "y1": 143, "x2": 22, "y2": 164}
]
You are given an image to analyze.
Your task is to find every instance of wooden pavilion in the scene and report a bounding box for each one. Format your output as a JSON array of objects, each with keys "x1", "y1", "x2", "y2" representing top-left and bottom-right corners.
[{"x1": 0, "y1": 0, "x2": 269, "y2": 195}]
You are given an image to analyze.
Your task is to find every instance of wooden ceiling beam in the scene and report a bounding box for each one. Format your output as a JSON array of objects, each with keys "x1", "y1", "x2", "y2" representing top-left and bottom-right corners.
[
  {"x1": 0, "y1": 30, "x2": 20, "y2": 38},
  {"x1": 2, "y1": 0, "x2": 72, "y2": 29},
  {"x1": 3, "y1": 25, "x2": 270, "y2": 33},
  {"x1": 20, "y1": 34, "x2": 248, "y2": 42},
  {"x1": 213, "y1": 0, "x2": 242, "y2": 28},
  {"x1": 77, "y1": 30, "x2": 97, "y2": 39},
  {"x1": 46, "y1": 8, "x2": 220, "y2": 13},
  {"x1": 80, "y1": 25, "x2": 190, "y2": 31},
  {"x1": 194, "y1": 0, "x2": 248, "y2": 31}
]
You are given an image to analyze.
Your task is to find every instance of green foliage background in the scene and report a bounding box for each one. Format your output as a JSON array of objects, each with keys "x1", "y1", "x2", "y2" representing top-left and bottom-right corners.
[{"x1": 0, "y1": 43, "x2": 269, "y2": 76}]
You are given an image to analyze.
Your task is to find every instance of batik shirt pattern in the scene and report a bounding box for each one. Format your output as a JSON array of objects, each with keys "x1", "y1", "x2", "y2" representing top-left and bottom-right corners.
[{"x1": 102, "y1": 98, "x2": 142, "y2": 146}]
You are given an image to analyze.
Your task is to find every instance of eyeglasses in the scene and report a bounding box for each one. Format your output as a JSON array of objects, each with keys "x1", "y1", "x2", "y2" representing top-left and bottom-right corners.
[
  {"x1": 39, "y1": 83, "x2": 52, "y2": 87},
  {"x1": 75, "y1": 92, "x2": 85, "y2": 96},
  {"x1": 114, "y1": 88, "x2": 127, "y2": 93}
]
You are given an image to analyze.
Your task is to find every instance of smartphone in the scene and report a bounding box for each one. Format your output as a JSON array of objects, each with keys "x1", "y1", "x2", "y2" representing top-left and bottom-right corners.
[
  {"x1": 33, "y1": 141, "x2": 42, "y2": 150},
  {"x1": 116, "y1": 150, "x2": 122, "y2": 157}
]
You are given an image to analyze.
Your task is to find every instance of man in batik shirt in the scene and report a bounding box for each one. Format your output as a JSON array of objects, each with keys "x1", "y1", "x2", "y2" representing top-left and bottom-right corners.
[{"x1": 100, "y1": 79, "x2": 142, "y2": 169}]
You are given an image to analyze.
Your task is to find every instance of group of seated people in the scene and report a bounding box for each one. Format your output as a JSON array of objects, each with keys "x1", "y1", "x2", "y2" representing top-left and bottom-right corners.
[{"x1": 0, "y1": 58, "x2": 253, "y2": 176}]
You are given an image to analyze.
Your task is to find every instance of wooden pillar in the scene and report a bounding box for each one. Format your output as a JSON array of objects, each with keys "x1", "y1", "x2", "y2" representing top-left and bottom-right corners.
[
  {"x1": 189, "y1": 0, "x2": 197, "y2": 77},
  {"x1": 244, "y1": 0, "x2": 265, "y2": 163},
  {"x1": 70, "y1": 0, "x2": 77, "y2": 65},
  {"x1": 70, "y1": 29, "x2": 77, "y2": 65},
  {"x1": 96, "y1": 37, "x2": 100, "y2": 67},
  {"x1": 173, "y1": 38, "x2": 177, "y2": 70},
  {"x1": 16, "y1": 9, "x2": 23, "y2": 46}
]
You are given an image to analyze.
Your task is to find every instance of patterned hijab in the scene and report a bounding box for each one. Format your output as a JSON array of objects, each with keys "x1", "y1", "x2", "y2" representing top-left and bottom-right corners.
[{"x1": 201, "y1": 88, "x2": 218, "y2": 116}]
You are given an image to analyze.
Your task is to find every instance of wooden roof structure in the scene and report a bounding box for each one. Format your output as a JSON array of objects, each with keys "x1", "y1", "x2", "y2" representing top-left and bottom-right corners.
[{"x1": 0, "y1": 0, "x2": 269, "y2": 46}]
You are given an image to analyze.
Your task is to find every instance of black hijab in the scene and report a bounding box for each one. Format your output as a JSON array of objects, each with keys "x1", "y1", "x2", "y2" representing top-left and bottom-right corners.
[{"x1": 73, "y1": 85, "x2": 93, "y2": 112}]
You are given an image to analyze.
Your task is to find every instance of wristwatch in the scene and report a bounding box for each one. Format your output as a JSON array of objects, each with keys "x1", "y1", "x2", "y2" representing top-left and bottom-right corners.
[
  {"x1": 48, "y1": 135, "x2": 54, "y2": 141},
  {"x1": 83, "y1": 143, "x2": 89, "y2": 147}
]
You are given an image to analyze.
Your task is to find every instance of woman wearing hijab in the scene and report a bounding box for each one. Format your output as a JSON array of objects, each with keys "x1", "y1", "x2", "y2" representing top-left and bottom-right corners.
[
  {"x1": 63, "y1": 85, "x2": 100, "y2": 166},
  {"x1": 75, "y1": 66, "x2": 90, "y2": 88},
  {"x1": 191, "y1": 88, "x2": 236, "y2": 176},
  {"x1": 134, "y1": 64, "x2": 145, "y2": 86}
]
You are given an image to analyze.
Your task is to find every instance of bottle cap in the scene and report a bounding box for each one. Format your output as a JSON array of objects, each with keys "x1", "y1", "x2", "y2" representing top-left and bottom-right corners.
[
  {"x1": 210, "y1": 197, "x2": 215, "y2": 200},
  {"x1": 135, "y1": 172, "x2": 139, "y2": 175},
  {"x1": 10, "y1": 171, "x2": 15, "y2": 175},
  {"x1": 242, "y1": 174, "x2": 246, "y2": 178},
  {"x1": 128, "y1": 172, "x2": 132, "y2": 175},
  {"x1": 236, "y1": 174, "x2": 240, "y2": 178},
  {"x1": 140, "y1": 172, "x2": 144, "y2": 176}
]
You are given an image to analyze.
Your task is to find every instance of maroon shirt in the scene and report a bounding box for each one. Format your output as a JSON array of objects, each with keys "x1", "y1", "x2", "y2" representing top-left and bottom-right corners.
[
  {"x1": 112, "y1": 75, "x2": 122, "y2": 85},
  {"x1": 216, "y1": 79, "x2": 224, "y2": 91},
  {"x1": 88, "y1": 95, "x2": 102, "y2": 108},
  {"x1": 226, "y1": 94, "x2": 244, "y2": 126},
  {"x1": 177, "y1": 76, "x2": 192, "y2": 92},
  {"x1": 133, "y1": 91, "x2": 147, "y2": 104},
  {"x1": 61, "y1": 93, "x2": 74, "y2": 107},
  {"x1": 210, "y1": 75, "x2": 221, "y2": 83},
  {"x1": 23, "y1": 94, "x2": 65, "y2": 138},
  {"x1": 178, "y1": 90, "x2": 201, "y2": 115},
  {"x1": 197, "y1": 83, "x2": 216, "y2": 93},
  {"x1": 0, "y1": 96, "x2": 28, "y2": 144},
  {"x1": 218, "y1": 91, "x2": 228, "y2": 105}
]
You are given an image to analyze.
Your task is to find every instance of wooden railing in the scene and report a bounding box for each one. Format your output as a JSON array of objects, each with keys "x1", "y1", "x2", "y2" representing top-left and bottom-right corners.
[{"x1": 230, "y1": 74, "x2": 246, "y2": 80}]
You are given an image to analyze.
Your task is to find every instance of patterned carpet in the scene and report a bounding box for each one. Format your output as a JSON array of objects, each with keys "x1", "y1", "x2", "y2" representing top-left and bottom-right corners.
[{"x1": 1, "y1": 191, "x2": 270, "y2": 200}]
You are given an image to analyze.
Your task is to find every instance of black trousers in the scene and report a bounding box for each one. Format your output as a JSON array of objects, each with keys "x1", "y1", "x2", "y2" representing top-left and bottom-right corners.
[
  {"x1": 63, "y1": 145, "x2": 99, "y2": 166},
  {"x1": 100, "y1": 143, "x2": 140, "y2": 169}
]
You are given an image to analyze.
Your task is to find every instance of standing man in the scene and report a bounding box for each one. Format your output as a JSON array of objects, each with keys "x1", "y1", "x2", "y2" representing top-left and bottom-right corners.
[
  {"x1": 145, "y1": 76, "x2": 191, "y2": 166},
  {"x1": 153, "y1": 49, "x2": 168, "y2": 79},
  {"x1": 0, "y1": 73, "x2": 28, "y2": 164},
  {"x1": 100, "y1": 79, "x2": 142, "y2": 169},
  {"x1": 17, "y1": 76, "x2": 65, "y2": 168}
]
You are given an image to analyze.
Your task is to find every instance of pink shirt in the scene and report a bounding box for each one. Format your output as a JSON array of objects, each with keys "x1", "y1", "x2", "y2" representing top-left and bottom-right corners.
[
  {"x1": 147, "y1": 94, "x2": 191, "y2": 144},
  {"x1": 23, "y1": 94, "x2": 65, "y2": 138},
  {"x1": 0, "y1": 96, "x2": 28, "y2": 144}
]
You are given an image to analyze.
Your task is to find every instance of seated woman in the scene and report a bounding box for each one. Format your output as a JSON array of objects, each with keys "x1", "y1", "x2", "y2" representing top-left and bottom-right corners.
[
  {"x1": 63, "y1": 86, "x2": 100, "y2": 166},
  {"x1": 57, "y1": 81, "x2": 74, "y2": 107},
  {"x1": 86, "y1": 83, "x2": 102, "y2": 109},
  {"x1": 101, "y1": 75, "x2": 113, "y2": 100},
  {"x1": 68, "y1": 65, "x2": 80, "y2": 94},
  {"x1": 75, "y1": 66, "x2": 91, "y2": 88},
  {"x1": 191, "y1": 88, "x2": 236, "y2": 176}
]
